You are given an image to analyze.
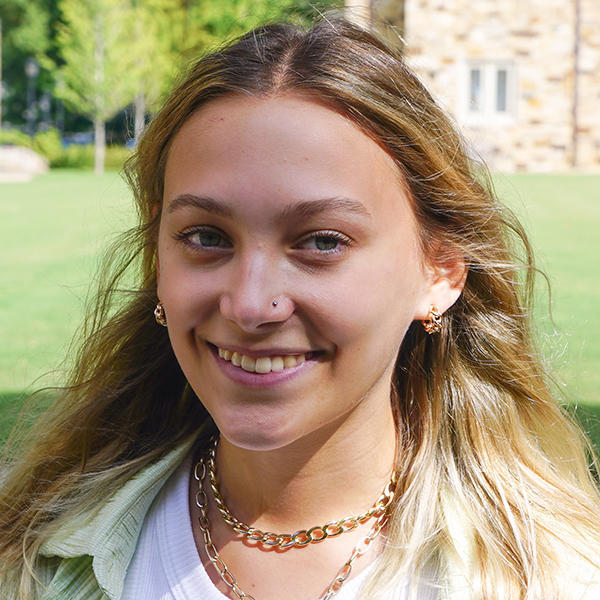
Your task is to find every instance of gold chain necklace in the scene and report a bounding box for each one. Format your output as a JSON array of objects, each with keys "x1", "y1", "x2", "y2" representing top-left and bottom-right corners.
[
  {"x1": 205, "y1": 436, "x2": 397, "y2": 549},
  {"x1": 194, "y1": 451, "x2": 394, "y2": 600}
]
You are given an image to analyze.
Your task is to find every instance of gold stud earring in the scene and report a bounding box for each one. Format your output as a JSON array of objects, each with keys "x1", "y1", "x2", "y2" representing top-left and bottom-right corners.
[
  {"x1": 421, "y1": 305, "x2": 442, "y2": 334},
  {"x1": 154, "y1": 301, "x2": 167, "y2": 327}
]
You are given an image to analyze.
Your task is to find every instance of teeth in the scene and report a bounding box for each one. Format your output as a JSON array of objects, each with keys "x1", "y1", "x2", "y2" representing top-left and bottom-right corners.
[
  {"x1": 271, "y1": 356, "x2": 284, "y2": 372},
  {"x1": 283, "y1": 355, "x2": 297, "y2": 368},
  {"x1": 241, "y1": 355, "x2": 256, "y2": 372},
  {"x1": 255, "y1": 357, "x2": 272, "y2": 374},
  {"x1": 217, "y1": 347, "x2": 308, "y2": 373}
]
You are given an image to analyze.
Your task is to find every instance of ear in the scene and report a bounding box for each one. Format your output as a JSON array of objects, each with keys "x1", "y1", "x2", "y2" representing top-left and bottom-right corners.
[{"x1": 414, "y1": 246, "x2": 468, "y2": 320}]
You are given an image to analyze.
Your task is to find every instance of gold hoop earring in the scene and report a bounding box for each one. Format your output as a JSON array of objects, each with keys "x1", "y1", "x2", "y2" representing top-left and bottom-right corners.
[
  {"x1": 154, "y1": 301, "x2": 167, "y2": 327},
  {"x1": 421, "y1": 305, "x2": 442, "y2": 334}
]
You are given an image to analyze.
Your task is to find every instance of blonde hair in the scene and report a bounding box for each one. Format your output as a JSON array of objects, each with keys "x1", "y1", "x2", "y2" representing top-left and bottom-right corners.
[{"x1": 2, "y1": 14, "x2": 599, "y2": 600}]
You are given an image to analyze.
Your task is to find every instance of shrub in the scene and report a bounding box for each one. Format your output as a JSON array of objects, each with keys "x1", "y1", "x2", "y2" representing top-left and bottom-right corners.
[
  {"x1": 0, "y1": 128, "x2": 32, "y2": 149},
  {"x1": 105, "y1": 145, "x2": 132, "y2": 170},
  {"x1": 50, "y1": 144, "x2": 131, "y2": 170},
  {"x1": 50, "y1": 144, "x2": 95, "y2": 169},
  {"x1": 33, "y1": 129, "x2": 63, "y2": 164},
  {"x1": 0, "y1": 127, "x2": 131, "y2": 170}
]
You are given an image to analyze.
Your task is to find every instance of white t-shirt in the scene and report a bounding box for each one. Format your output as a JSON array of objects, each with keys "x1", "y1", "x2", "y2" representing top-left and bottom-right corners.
[{"x1": 121, "y1": 456, "x2": 418, "y2": 600}]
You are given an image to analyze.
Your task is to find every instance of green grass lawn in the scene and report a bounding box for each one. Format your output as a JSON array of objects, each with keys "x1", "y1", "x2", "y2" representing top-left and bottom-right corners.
[
  {"x1": 493, "y1": 174, "x2": 600, "y2": 409},
  {"x1": 1, "y1": 171, "x2": 599, "y2": 448},
  {"x1": 1, "y1": 170, "x2": 133, "y2": 390}
]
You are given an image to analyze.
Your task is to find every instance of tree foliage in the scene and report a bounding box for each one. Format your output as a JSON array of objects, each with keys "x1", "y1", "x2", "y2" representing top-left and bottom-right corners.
[
  {"x1": 56, "y1": 0, "x2": 143, "y2": 172},
  {"x1": 56, "y1": 0, "x2": 139, "y2": 122},
  {"x1": 130, "y1": 0, "x2": 342, "y2": 112},
  {"x1": 0, "y1": 0, "x2": 51, "y2": 59},
  {"x1": 0, "y1": 0, "x2": 53, "y2": 125},
  {"x1": 1, "y1": 0, "x2": 341, "y2": 165}
]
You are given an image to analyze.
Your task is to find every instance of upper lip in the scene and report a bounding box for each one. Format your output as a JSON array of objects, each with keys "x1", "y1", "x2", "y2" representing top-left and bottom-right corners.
[{"x1": 208, "y1": 342, "x2": 317, "y2": 358}]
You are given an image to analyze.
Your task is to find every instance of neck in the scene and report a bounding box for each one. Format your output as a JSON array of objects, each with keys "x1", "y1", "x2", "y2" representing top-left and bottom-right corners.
[{"x1": 214, "y1": 400, "x2": 397, "y2": 532}]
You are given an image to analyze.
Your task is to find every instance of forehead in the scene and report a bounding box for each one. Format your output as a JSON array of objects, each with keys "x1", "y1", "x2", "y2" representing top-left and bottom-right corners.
[{"x1": 163, "y1": 94, "x2": 414, "y2": 227}]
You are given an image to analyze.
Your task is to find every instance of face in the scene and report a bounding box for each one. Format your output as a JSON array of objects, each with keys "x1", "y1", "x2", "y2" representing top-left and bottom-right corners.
[{"x1": 158, "y1": 94, "x2": 454, "y2": 450}]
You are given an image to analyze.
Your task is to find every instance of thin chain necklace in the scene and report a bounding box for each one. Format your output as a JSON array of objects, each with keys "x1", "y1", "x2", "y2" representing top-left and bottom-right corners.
[{"x1": 193, "y1": 438, "x2": 397, "y2": 600}]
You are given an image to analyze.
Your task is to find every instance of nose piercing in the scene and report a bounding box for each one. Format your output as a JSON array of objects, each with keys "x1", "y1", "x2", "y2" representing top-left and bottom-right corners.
[{"x1": 272, "y1": 299, "x2": 278, "y2": 307}]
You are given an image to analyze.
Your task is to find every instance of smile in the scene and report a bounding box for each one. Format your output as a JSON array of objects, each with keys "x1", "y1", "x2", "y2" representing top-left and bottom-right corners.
[{"x1": 217, "y1": 347, "x2": 308, "y2": 374}]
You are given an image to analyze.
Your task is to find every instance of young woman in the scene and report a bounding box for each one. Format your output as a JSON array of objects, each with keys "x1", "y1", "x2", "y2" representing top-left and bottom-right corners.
[{"x1": 1, "y1": 15, "x2": 599, "y2": 600}]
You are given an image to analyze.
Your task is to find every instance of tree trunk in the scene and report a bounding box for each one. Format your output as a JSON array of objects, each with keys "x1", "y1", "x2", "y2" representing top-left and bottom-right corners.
[
  {"x1": 94, "y1": 117, "x2": 105, "y2": 175},
  {"x1": 134, "y1": 93, "x2": 145, "y2": 143}
]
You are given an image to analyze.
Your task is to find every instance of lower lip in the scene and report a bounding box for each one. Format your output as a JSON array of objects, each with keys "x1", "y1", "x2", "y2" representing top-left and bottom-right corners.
[{"x1": 208, "y1": 345, "x2": 319, "y2": 387}]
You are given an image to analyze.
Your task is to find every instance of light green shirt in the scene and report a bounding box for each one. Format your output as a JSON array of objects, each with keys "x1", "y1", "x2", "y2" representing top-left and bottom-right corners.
[
  {"x1": 38, "y1": 436, "x2": 197, "y2": 600},
  {"x1": 34, "y1": 435, "x2": 600, "y2": 600}
]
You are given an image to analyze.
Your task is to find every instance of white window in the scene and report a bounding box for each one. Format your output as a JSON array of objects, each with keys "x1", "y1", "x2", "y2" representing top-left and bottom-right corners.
[
  {"x1": 496, "y1": 68, "x2": 508, "y2": 112},
  {"x1": 460, "y1": 62, "x2": 516, "y2": 123},
  {"x1": 469, "y1": 68, "x2": 482, "y2": 112}
]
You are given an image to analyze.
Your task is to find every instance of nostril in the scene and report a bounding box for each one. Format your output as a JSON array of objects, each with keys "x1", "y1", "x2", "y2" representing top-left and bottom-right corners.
[{"x1": 219, "y1": 291, "x2": 294, "y2": 332}]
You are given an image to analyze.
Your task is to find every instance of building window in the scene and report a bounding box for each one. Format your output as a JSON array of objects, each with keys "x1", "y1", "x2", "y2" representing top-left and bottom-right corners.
[
  {"x1": 496, "y1": 69, "x2": 508, "y2": 112},
  {"x1": 469, "y1": 68, "x2": 482, "y2": 111},
  {"x1": 463, "y1": 62, "x2": 515, "y2": 121}
]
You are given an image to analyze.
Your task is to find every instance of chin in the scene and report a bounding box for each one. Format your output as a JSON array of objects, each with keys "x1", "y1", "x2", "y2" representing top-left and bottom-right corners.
[
  {"x1": 218, "y1": 428, "x2": 296, "y2": 452},
  {"x1": 213, "y1": 411, "x2": 302, "y2": 452}
]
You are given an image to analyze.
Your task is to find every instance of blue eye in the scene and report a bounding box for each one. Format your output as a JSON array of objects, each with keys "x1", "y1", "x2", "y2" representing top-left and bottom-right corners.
[
  {"x1": 314, "y1": 235, "x2": 340, "y2": 251},
  {"x1": 297, "y1": 231, "x2": 351, "y2": 254},
  {"x1": 175, "y1": 227, "x2": 232, "y2": 249},
  {"x1": 193, "y1": 230, "x2": 226, "y2": 247}
]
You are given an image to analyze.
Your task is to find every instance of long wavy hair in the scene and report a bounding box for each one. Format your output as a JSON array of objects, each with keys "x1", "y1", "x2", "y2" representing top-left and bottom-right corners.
[{"x1": 2, "y1": 14, "x2": 599, "y2": 600}]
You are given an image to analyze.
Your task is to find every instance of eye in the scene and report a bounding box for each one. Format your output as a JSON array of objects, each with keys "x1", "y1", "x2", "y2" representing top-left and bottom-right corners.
[
  {"x1": 174, "y1": 226, "x2": 232, "y2": 249},
  {"x1": 296, "y1": 230, "x2": 352, "y2": 254}
]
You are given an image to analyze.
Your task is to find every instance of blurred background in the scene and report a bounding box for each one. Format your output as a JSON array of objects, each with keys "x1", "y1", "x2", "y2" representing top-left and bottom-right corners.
[{"x1": 1, "y1": 0, "x2": 599, "y2": 448}]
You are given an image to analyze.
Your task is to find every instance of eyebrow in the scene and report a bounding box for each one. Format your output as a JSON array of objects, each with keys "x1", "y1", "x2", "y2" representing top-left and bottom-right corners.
[
  {"x1": 166, "y1": 194, "x2": 372, "y2": 220},
  {"x1": 166, "y1": 194, "x2": 232, "y2": 217},
  {"x1": 279, "y1": 197, "x2": 372, "y2": 220}
]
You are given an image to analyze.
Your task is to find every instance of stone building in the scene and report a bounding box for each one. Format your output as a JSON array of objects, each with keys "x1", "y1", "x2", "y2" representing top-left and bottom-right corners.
[{"x1": 352, "y1": 0, "x2": 600, "y2": 172}]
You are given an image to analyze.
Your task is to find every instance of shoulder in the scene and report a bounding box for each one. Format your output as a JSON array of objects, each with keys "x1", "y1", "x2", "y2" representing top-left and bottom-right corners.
[{"x1": 38, "y1": 434, "x2": 199, "y2": 600}]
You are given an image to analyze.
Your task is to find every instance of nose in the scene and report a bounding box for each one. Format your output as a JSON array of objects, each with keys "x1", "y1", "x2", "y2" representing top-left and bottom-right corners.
[{"x1": 219, "y1": 252, "x2": 293, "y2": 332}]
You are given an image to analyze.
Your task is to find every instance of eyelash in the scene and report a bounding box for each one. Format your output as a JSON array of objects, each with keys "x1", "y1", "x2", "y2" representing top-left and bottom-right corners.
[
  {"x1": 173, "y1": 227, "x2": 352, "y2": 255},
  {"x1": 174, "y1": 226, "x2": 232, "y2": 250},
  {"x1": 296, "y1": 230, "x2": 352, "y2": 254}
]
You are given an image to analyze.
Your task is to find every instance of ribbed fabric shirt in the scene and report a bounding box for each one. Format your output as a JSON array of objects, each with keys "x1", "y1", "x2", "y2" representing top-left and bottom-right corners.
[
  {"x1": 38, "y1": 437, "x2": 198, "y2": 600},
  {"x1": 34, "y1": 433, "x2": 600, "y2": 600},
  {"x1": 120, "y1": 454, "x2": 385, "y2": 600}
]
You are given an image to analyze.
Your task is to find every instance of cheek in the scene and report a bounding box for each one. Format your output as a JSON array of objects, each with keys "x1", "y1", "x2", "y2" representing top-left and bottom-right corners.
[
  {"x1": 315, "y1": 252, "x2": 424, "y2": 353},
  {"x1": 157, "y1": 254, "x2": 220, "y2": 330}
]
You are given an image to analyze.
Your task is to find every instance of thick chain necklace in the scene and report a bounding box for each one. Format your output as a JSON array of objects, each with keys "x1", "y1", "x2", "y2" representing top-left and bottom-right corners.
[
  {"x1": 193, "y1": 437, "x2": 397, "y2": 600},
  {"x1": 205, "y1": 436, "x2": 397, "y2": 548}
]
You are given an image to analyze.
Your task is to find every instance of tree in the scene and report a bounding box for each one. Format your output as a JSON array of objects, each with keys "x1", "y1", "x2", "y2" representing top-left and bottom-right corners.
[
  {"x1": 56, "y1": 0, "x2": 139, "y2": 173},
  {"x1": 127, "y1": 0, "x2": 185, "y2": 143},
  {"x1": 53, "y1": 0, "x2": 341, "y2": 167},
  {"x1": 0, "y1": 0, "x2": 52, "y2": 127},
  {"x1": 128, "y1": 0, "x2": 341, "y2": 142},
  {"x1": 175, "y1": 0, "x2": 342, "y2": 57}
]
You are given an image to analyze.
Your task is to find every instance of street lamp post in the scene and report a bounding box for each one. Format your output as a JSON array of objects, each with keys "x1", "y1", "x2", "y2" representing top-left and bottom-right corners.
[
  {"x1": 39, "y1": 93, "x2": 51, "y2": 131},
  {"x1": 25, "y1": 57, "x2": 40, "y2": 136}
]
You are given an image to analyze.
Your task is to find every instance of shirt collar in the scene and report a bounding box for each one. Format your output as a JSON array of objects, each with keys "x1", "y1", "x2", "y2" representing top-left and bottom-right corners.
[{"x1": 41, "y1": 433, "x2": 200, "y2": 600}]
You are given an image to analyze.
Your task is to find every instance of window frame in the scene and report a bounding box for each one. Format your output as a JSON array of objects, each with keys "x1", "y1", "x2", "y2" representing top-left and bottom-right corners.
[{"x1": 459, "y1": 61, "x2": 517, "y2": 125}]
